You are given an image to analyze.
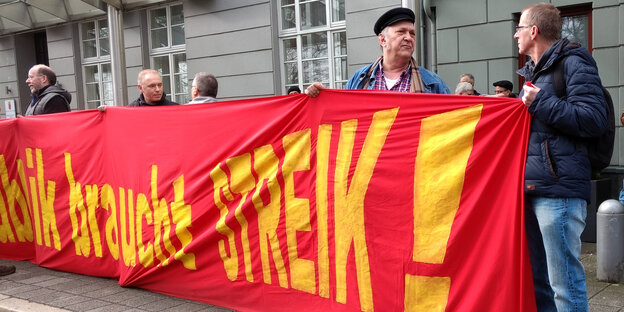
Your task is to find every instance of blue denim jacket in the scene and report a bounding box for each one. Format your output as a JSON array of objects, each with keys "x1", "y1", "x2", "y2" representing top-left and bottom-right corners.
[{"x1": 345, "y1": 59, "x2": 450, "y2": 94}]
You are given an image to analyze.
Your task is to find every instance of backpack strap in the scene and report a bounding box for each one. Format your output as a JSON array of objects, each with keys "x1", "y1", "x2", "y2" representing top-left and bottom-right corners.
[
  {"x1": 38, "y1": 92, "x2": 71, "y2": 112},
  {"x1": 551, "y1": 55, "x2": 567, "y2": 100},
  {"x1": 361, "y1": 57, "x2": 382, "y2": 89}
]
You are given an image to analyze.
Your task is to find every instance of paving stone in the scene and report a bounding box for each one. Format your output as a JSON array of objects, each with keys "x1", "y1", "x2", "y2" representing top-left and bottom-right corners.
[
  {"x1": 33, "y1": 277, "x2": 73, "y2": 287},
  {"x1": 64, "y1": 299, "x2": 111, "y2": 312},
  {"x1": 11, "y1": 287, "x2": 56, "y2": 300},
  {"x1": 46, "y1": 294, "x2": 93, "y2": 308}
]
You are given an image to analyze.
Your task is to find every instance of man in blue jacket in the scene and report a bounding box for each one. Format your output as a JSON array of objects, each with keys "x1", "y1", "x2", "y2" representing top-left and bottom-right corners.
[
  {"x1": 305, "y1": 7, "x2": 450, "y2": 96},
  {"x1": 516, "y1": 3, "x2": 607, "y2": 312}
]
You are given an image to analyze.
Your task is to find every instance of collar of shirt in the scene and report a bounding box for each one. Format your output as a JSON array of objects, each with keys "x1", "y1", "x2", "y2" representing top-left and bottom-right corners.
[{"x1": 374, "y1": 58, "x2": 412, "y2": 92}]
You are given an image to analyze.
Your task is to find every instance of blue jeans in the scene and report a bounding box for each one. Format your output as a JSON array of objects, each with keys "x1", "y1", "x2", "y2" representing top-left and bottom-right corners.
[{"x1": 525, "y1": 197, "x2": 589, "y2": 312}]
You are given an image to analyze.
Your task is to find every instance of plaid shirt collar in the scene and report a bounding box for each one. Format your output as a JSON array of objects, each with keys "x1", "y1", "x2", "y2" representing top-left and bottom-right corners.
[{"x1": 374, "y1": 58, "x2": 413, "y2": 92}]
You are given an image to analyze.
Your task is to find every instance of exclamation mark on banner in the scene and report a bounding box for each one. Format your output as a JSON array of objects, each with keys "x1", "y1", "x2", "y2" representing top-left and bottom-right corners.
[{"x1": 405, "y1": 104, "x2": 482, "y2": 312}]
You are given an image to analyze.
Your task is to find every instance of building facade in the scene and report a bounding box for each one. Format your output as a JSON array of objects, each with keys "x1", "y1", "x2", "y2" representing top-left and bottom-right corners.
[{"x1": 1, "y1": 0, "x2": 623, "y2": 182}]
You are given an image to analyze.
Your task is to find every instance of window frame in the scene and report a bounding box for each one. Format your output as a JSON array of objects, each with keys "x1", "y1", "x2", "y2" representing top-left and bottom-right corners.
[
  {"x1": 278, "y1": 0, "x2": 347, "y2": 93},
  {"x1": 80, "y1": 18, "x2": 113, "y2": 109},
  {"x1": 148, "y1": 3, "x2": 188, "y2": 104}
]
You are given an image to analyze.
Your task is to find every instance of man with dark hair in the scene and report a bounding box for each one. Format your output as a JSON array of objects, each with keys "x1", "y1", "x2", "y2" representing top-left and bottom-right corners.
[
  {"x1": 305, "y1": 7, "x2": 449, "y2": 96},
  {"x1": 516, "y1": 2, "x2": 607, "y2": 311},
  {"x1": 492, "y1": 80, "x2": 516, "y2": 98},
  {"x1": 24, "y1": 64, "x2": 71, "y2": 116},
  {"x1": 188, "y1": 72, "x2": 218, "y2": 104},
  {"x1": 287, "y1": 86, "x2": 301, "y2": 94},
  {"x1": 129, "y1": 69, "x2": 178, "y2": 107}
]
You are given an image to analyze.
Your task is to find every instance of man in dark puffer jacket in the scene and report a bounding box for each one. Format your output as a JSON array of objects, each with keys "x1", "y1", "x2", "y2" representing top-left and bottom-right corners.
[
  {"x1": 25, "y1": 64, "x2": 71, "y2": 116},
  {"x1": 516, "y1": 3, "x2": 607, "y2": 312}
]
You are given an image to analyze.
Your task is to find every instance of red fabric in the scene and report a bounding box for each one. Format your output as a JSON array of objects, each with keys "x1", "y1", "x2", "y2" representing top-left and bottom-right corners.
[{"x1": 0, "y1": 91, "x2": 534, "y2": 312}]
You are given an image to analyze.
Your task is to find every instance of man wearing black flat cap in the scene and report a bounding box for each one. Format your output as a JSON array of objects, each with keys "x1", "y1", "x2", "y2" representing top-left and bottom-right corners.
[
  {"x1": 305, "y1": 7, "x2": 450, "y2": 96},
  {"x1": 492, "y1": 80, "x2": 517, "y2": 98}
]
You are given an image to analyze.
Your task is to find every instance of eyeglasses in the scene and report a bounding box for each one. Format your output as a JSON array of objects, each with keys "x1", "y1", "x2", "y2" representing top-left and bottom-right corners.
[{"x1": 514, "y1": 25, "x2": 531, "y2": 34}]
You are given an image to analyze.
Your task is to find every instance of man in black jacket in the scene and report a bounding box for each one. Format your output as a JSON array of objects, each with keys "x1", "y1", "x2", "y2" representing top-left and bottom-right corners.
[
  {"x1": 129, "y1": 69, "x2": 178, "y2": 106},
  {"x1": 24, "y1": 65, "x2": 71, "y2": 116}
]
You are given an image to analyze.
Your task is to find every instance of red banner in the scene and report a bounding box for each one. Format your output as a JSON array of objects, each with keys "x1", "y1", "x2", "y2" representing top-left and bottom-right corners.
[{"x1": 0, "y1": 90, "x2": 533, "y2": 311}]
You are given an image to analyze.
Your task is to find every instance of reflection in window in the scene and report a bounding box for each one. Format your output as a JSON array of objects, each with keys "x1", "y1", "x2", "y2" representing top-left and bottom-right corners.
[
  {"x1": 81, "y1": 18, "x2": 111, "y2": 109},
  {"x1": 561, "y1": 15, "x2": 588, "y2": 48},
  {"x1": 279, "y1": 0, "x2": 346, "y2": 93}
]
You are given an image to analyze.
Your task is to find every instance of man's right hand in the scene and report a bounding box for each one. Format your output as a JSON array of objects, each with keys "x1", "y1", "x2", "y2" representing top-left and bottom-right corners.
[{"x1": 305, "y1": 82, "x2": 325, "y2": 98}]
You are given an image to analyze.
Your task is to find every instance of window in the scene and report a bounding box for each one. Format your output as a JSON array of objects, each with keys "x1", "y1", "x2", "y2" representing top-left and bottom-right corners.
[
  {"x1": 279, "y1": 0, "x2": 347, "y2": 93},
  {"x1": 81, "y1": 19, "x2": 112, "y2": 109},
  {"x1": 149, "y1": 4, "x2": 188, "y2": 104}
]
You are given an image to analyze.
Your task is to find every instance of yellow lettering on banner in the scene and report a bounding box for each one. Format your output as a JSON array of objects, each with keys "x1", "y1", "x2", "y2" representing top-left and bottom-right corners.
[
  {"x1": 210, "y1": 164, "x2": 239, "y2": 281},
  {"x1": 283, "y1": 129, "x2": 315, "y2": 294},
  {"x1": 119, "y1": 188, "x2": 137, "y2": 267},
  {"x1": 85, "y1": 185, "x2": 103, "y2": 257},
  {"x1": 170, "y1": 175, "x2": 196, "y2": 270},
  {"x1": 151, "y1": 165, "x2": 177, "y2": 267},
  {"x1": 316, "y1": 124, "x2": 332, "y2": 298},
  {"x1": 25, "y1": 149, "x2": 41, "y2": 245},
  {"x1": 405, "y1": 105, "x2": 482, "y2": 311},
  {"x1": 34, "y1": 150, "x2": 59, "y2": 250},
  {"x1": 412, "y1": 105, "x2": 481, "y2": 263},
  {"x1": 226, "y1": 155, "x2": 254, "y2": 281},
  {"x1": 0, "y1": 154, "x2": 33, "y2": 243},
  {"x1": 252, "y1": 145, "x2": 288, "y2": 288},
  {"x1": 404, "y1": 275, "x2": 451, "y2": 312},
  {"x1": 65, "y1": 153, "x2": 91, "y2": 257},
  {"x1": 0, "y1": 155, "x2": 15, "y2": 242},
  {"x1": 101, "y1": 184, "x2": 119, "y2": 260},
  {"x1": 135, "y1": 193, "x2": 154, "y2": 268},
  {"x1": 335, "y1": 108, "x2": 399, "y2": 312}
]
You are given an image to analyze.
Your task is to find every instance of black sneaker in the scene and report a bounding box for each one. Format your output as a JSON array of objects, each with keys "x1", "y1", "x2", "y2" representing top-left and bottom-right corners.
[{"x1": 0, "y1": 265, "x2": 16, "y2": 276}]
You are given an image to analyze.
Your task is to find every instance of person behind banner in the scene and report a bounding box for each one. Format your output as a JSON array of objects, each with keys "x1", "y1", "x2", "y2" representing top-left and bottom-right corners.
[
  {"x1": 516, "y1": 3, "x2": 607, "y2": 312},
  {"x1": 129, "y1": 69, "x2": 179, "y2": 107},
  {"x1": 188, "y1": 72, "x2": 218, "y2": 104},
  {"x1": 492, "y1": 80, "x2": 517, "y2": 98},
  {"x1": 459, "y1": 73, "x2": 481, "y2": 96},
  {"x1": 24, "y1": 64, "x2": 71, "y2": 116},
  {"x1": 287, "y1": 86, "x2": 301, "y2": 94},
  {"x1": 305, "y1": 7, "x2": 450, "y2": 97},
  {"x1": 454, "y1": 82, "x2": 474, "y2": 96}
]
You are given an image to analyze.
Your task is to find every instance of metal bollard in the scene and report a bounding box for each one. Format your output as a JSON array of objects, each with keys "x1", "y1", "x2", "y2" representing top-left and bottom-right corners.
[{"x1": 597, "y1": 199, "x2": 624, "y2": 283}]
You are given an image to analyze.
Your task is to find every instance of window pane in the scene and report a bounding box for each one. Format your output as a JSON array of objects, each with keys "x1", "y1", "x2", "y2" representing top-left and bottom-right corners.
[
  {"x1": 102, "y1": 82, "x2": 113, "y2": 101},
  {"x1": 172, "y1": 25, "x2": 185, "y2": 46},
  {"x1": 86, "y1": 84, "x2": 100, "y2": 101},
  {"x1": 99, "y1": 38, "x2": 110, "y2": 56},
  {"x1": 162, "y1": 76, "x2": 171, "y2": 97},
  {"x1": 153, "y1": 56, "x2": 170, "y2": 75},
  {"x1": 300, "y1": 0, "x2": 327, "y2": 30},
  {"x1": 82, "y1": 22, "x2": 95, "y2": 40},
  {"x1": 285, "y1": 62, "x2": 298, "y2": 84},
  {"x1": 174, "y1": 73, "x2": 186, "y2": 95},
  {"x1": 85, "y1": 65, "x2": 99, "y2": 83},
  {"x1": 99, "y1": 20, "x2": 109, "y2": 39},
  {"x1": 151, "y1": 8, "x2": 167, "y2": 28},
  {"x1": 101, "y1": 63, "x2": 112, "y2": 82},
  {"x1": 174, "y1": 54, "x2": 187, "y2": 74},
  {"x1": 151, "y1": 29, "x2": 168, "y2": 49},
  {"x1": 334, "y1": 56, "x2": 347, "y2": 82},
  {"x1": 282, "y1": 6, "x2": 296, "y2": 29},
  {"x1": 303, "y1": 59, "x2": 328, "y2": 83},
  {"x1": 562, "y1": 15, "x2": 588, "y2": 48},
  {"x1": 332, "y1": 0, "x2": 345, "y2": 22},
  {"x1": 171, "y1": 5, "x2": 184, "y2": 25},
  {"x1": 302, "y1": 32, "x2": 328, "y2": 59},
  {"x1": 333, "y1": 31, "x2": 346, "y2": 56},
  {"x1": 281, "y1": 0, "x2": 294, "y2": 5},
  {"x1": 283, "y1": 38, "x2": 297, "y2": 61},
  {"x1": 83, "y1": 40, "x2": 97, "y2": 58}
]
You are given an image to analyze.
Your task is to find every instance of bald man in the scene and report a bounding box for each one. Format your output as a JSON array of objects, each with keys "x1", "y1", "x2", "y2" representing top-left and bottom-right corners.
[
  {"x1": 129, "y1": 69, "x2": 179, "y2": 106},
  {"x1": 24, "y1": 64, "x2": 71, "y2": 116}
]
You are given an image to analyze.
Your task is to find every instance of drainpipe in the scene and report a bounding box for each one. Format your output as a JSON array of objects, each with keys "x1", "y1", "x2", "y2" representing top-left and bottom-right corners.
[
  {"x1": 422, "y1": 0, "x2": 437, "y2": 72},
  {"x1": 402, "y1": 0, "x2": 421, "y2": 65},
  {"x1": 107, "y1": 4, "x2": 127, "y2": 106}
]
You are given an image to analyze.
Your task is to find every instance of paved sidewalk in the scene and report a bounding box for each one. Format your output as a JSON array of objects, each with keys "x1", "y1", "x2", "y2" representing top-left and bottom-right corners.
[{"x1": 1, "y1": 242, "x2": 622, "y2": 312}]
